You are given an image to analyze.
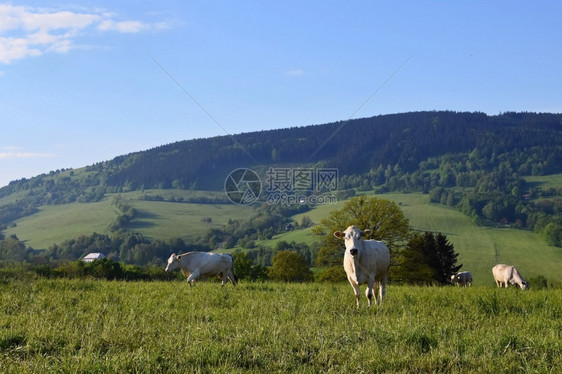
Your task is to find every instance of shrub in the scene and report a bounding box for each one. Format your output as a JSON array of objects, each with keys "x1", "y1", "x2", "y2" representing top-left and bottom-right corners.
[
  {"x1": 316, "y1": 265, "x2": 346, "y2": 283},
  {"x1": 269, "y1": 250, "x2": 313, "y2": 282}
]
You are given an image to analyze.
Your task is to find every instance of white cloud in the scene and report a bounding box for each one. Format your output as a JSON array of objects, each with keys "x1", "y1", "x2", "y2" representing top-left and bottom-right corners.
[
  {"x1": 0, "y1": 4, "x2": 166, "y2": 64},
  {"x1": 97, "y1": 19, "x2": 147, "y2": 33},
  {"x1": 286, "y1": 69, "x2": 304, "y2": 76},
  {"x1": 0, "y1": 151, "x2": 54, "y2": 159}
]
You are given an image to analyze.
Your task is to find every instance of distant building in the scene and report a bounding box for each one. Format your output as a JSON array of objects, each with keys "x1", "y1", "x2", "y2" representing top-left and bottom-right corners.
[{"x1": 82, "y1": 252, "x2": 106, "y2": 263}]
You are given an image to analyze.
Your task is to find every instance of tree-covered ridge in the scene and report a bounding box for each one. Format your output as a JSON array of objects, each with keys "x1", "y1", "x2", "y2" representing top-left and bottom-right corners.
[
  {"x1": 1, "y1": 111, "x2": 562, "y2": 237},
  {"x1": 79, "y1": 111, "x2": 562, "y2": 189},
  {"x1": 4, "y1": 111, "x2": 561, "y2": 199}
]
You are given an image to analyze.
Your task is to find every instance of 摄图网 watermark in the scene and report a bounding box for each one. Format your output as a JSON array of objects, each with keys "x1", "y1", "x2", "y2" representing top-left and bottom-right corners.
[{"x1": 224, "y1": 167, "x2": 338, "y2": 206}]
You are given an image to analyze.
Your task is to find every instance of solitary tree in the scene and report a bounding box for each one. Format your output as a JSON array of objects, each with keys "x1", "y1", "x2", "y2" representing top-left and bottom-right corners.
[{"x1": 313, "y1": 195, "x2": 410, "y2": 267}]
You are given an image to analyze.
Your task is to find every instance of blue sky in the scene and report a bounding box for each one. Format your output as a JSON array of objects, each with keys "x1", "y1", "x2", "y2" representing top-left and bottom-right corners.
[{"x1": 1, "y1": 1, "x2": 561, "y2": 188}]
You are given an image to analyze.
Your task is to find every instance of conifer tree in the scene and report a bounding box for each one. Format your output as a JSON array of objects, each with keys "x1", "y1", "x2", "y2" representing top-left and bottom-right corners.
[{"x1": 395, "y1": 232, "x2": 461, "y2": 285}]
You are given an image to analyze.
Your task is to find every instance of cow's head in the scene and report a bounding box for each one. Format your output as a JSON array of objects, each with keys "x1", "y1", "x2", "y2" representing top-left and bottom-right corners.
[
  {"x1": 520, "y1": 281, "x2": 529, "y2": 290},
  {"x1": 450, "y1": 274, "x2": 457, "y2": 283},
  {"x1": 165, "y1": 253, "x2": 181, "y2": 272},
  {"x1": 334, "y1": 225, "x2": 371, "y2": 257}
]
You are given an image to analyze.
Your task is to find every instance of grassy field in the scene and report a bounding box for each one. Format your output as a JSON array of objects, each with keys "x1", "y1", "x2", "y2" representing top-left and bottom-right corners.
[
  {"x1": 127, "y1": 199, "x2": 255, "y2": 242},
  {"x1": 4, "y1": 201, "x2": 120, "y2": 249},
  {"x1": 4, "y1": 191, "x2": 256, "y2": 248},
  {"x1": 5, "y1": 189, "x2": 562, "y2": 285},
  {"x1": 276, "y1": 193, "x2": 562, "y2": 286},
  {"x1": 525, "y1": 174, "x2": 562, "y2": 189},
  {"x1": 0, "y1": 278, "x2": 560, "y2": 373}
]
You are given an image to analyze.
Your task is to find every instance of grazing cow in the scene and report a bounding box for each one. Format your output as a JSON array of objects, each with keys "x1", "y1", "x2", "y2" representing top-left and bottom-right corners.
[
  {"x1": 334, "y1": 226, "x2": 390, "y2": 307},
  {"x1": 165, "y1": 252, "x2": 237, "y2": 286},
  {"x1": 450, "y1": 271, "x2": 473, "y2": 287},
  {"x1": 492, "y1": 264, "x2": 528, "y2": 290}
]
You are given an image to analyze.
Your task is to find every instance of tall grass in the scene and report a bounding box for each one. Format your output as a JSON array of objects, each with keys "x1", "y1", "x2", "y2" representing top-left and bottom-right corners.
[{"x1": 1, "y1": 279, "x2": 560, "y2": 373}]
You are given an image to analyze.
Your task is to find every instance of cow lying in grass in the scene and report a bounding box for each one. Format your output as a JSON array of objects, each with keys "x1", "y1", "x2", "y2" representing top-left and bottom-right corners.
[{"x1": 451, "y1": 271, "x2": 473, "y2": 287}]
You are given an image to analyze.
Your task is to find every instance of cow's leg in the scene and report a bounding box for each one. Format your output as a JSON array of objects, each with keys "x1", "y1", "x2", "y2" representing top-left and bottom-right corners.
[
  {"x1": 348, "y1": 278, "x2": 361, "y2": 308},
  {"x1": 365, "y1": 277, "x2": 375, "y2": 307},
  {"x1": 227, "y1": 270, "x2": 237, "y2": 286},
  {"x1": 186, "y1": 270, "x2": 200, "y2": 285},
  {"x1": 221, "y1": 272, "x2": 235, "y2": 286},
  {"x1": 374, "y1": 281, "x2": 383, "y2": 305},
  {"x1": 365, "y1": 285, "x2": 373, "y2": 307},
  {"x1": 219, "y1": 272, "x2": 228, "y2": 286},
  {"x1": 378, "y1": 274, "x2": 388, "y2": 304}
]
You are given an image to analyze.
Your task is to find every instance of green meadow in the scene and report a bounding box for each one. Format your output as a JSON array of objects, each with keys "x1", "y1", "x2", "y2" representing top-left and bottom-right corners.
[
  {"x1": 5, "y1": 191, "x2": 256, "y2": 248},
  {"x1": 277, "y1": 192, "x2": 562, "y2": 286},
  {"x1": 4, "y1": 201, "x2": 120, "y2": 249},
  {"x1": 124, "y1": 199, "x2": 255, "y2": 242},
  {"x1": 4, "y1": 184, "x2": 562, "y2": 285},
  {"x1": 0, "y1": 279, "x2": 560, "y2": 373},
  {"x1": 525, "y1": 174, "x2": 562, "y2": 190}
]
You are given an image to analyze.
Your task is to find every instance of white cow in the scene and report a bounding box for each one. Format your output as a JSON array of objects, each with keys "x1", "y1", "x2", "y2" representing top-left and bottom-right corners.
[
  {"x1": 165, "y1": 252, "x2": 238, "y2": 286},
  {"x1": 492, "y1": 264, "x2": 528, "y2": 290},
  {"x1": 334, "y1": 226, "x2": 390, "y2": 307},
  {"x1": 451, "y1": 271, "x2": 473, "y2": 287}
]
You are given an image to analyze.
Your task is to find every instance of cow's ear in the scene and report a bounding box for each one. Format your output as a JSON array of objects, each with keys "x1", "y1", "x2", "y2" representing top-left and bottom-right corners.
[
  {"x1": 362, "y1": 229, "x2": 372, "y2": 238},
  {"x1": 334, "y1": 231, "x2": 345, "y2": 239}
]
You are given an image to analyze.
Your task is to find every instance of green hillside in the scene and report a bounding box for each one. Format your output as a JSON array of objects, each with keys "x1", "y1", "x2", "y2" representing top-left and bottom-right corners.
[
  {"x1": 5, "y1": 201, "x2": 119, "y2": 249},
  {"x1": 1, "y1": 111, "x2": 562, "y2": 285},
  {"x1": 5, "y1": 190, "x2": 255, "y2": 249},
  {"x1": 271, "y1": 192, "x2": 562, "y2": 285},
  {"x1": 125, "y1": 199, "x2": 255, "y2": 241},
  {"x1": 525, "y1": 174, "x2": 562, "y2": 190},
  {"x1": 6, "y1": 188, "x2": 561, "y2": 285}
]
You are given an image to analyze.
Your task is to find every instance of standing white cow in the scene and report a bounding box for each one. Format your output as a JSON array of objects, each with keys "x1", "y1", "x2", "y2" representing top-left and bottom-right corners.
[
  {"x1": 450, "y1": 271, "x2": 473, "y2": 287},
  {"x1": 492, "y1": 264, "x2": 528, "y2": 290},
  {"x1": 334, "y1": 226, "x2": 390, "y2": 307},
  {"x1": 165, "y1": 252, "x2": 238, "y2": 286}
]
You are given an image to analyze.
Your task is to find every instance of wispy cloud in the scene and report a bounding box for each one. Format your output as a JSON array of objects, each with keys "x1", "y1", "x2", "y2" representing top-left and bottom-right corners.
[
  {"x1": 286, "y1": 69, "x2": 304, "y2": 76},
  {"x1": 0, "y1": 4, "x2": 168, "y2": 64},
  {"x1": 0, "y1": 151, "x2": 54, "y2": 159},
  {"x1": 0, "y1": 146, "x2": 54, "y2": 159},
  {"x1": 97, "y1": 19, "x2": 147, "y2": 33}
]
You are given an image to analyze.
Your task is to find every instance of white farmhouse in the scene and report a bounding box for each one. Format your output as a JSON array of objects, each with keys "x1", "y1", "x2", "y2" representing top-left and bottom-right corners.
[{"x1": 82, "y1": 252, "x2": 106, "y2": 263}]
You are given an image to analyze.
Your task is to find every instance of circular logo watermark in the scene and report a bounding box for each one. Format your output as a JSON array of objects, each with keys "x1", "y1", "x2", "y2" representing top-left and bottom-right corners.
[{"x1": 224, "y1": 168, "x2": 262, "y2": 205}]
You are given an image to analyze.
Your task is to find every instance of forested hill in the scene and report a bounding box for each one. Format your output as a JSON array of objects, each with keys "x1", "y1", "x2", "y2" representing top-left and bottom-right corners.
[
  {"x1": 1, "y1": 111, "x2": 562, "y2": 210},
  {"x1": 90, "y1": 111, "x2": 562, "y2": 190}
]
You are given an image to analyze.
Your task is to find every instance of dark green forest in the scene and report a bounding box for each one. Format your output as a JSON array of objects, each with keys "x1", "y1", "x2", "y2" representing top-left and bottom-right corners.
[{"x1": 2, "y1": 111, "x2": 562, "y2": 269}]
